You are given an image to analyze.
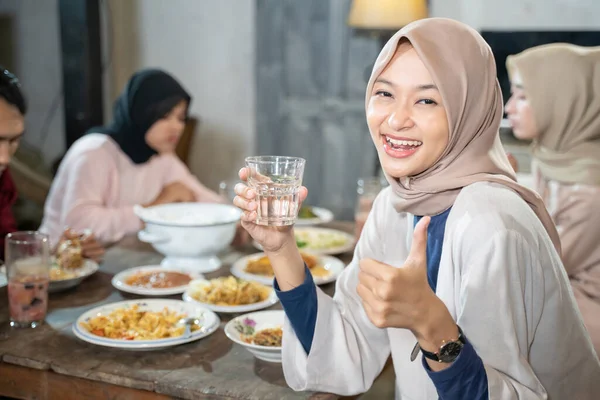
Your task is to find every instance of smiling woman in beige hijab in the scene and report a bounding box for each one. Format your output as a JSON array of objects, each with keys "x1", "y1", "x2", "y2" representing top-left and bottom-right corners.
[
  {"x1": 234, "y1": 18, "x2": 599, "y2": 399},
  {"x1": 506, "y1": 43, "x2": 600, "y2": 354}
]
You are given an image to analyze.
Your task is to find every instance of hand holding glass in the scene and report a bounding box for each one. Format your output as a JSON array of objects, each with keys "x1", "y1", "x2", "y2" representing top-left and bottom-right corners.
[{"x1": 245, "y1": 156, "x2": 306, "y2": 226}]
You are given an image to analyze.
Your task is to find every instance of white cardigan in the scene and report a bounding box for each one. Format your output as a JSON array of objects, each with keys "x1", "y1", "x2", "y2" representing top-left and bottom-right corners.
[{"x1": 282, "y1": 182, "x2": 600, "y2": 399}]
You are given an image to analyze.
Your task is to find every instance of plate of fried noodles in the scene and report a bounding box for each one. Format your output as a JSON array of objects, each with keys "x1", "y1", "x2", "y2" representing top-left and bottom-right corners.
[
  {"x1": 183, "y1": 276, "x2": 278, "y2": 313},
  {"x1": 73, "y1": 299, "x2": 220, "y2": 350}
]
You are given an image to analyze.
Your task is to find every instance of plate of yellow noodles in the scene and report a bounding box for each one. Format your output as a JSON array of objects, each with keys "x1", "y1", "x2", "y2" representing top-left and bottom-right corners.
[
  {"x1": 183, "y1": 276, "x2": 278, "y2": 313},
  {"x1": 73, "y1": 299, "x2": 220, "y2": 350},
  {"x1": 231, "y1": 252, "x2": 344, "y2": 286}
]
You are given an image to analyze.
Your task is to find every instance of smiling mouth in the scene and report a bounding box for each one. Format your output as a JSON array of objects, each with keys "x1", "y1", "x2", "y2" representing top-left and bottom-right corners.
[
  {"x1": 383, "y1": 135, "x2": 422, "y2": 149},
  {"x1": 380, "y1": 135, "x2": 422, "y2": 159}
]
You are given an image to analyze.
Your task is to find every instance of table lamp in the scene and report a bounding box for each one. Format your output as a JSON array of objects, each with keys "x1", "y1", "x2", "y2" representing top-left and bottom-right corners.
[{"x1": 348, "y1": 0, "x2": 428, "y2": 32}]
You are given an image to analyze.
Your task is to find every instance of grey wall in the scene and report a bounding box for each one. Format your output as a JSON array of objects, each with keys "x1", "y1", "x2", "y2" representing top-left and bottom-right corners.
[{"x1": 256, "y1": 0, "x2": 381, "y2": 220}]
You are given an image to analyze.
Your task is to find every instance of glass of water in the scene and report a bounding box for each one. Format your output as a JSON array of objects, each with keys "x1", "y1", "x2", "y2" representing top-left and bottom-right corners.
[
  {"x1": 5, "y1": 231, "x2": 51, "y2": 328},
  {"x1": 245, "y1": 156, "x2": 306, "y2": 226}
]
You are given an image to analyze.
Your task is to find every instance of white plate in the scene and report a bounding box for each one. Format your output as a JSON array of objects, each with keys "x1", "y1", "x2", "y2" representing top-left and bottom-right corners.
[
  {"x1": 295, "y1": 206, "x2": 334, "y2": 226},
  {"x1": 224, "y1": 310, "x2": 284, "y2": 363},
  {"x1": 49, "y1": 258, "x2": 99, "y2": 293},
  {"x1": 182, "y1": 278, "x2": 279, "y2": 313},
  {"x1": 0, "y1": 266, "x2": 6, "y2": 288},
  {"x1": 111, "y1": 265, "x2": 203, "y2": 296},
  {"x1": 72, "y1": 299, "x2": 220, "y2": 351},
  {"x1": 253, "y1": 227, "x2": 355, "y2": 256},
  {"x1": 231, "y1": 252, "x2": 345, "y2": 286}
]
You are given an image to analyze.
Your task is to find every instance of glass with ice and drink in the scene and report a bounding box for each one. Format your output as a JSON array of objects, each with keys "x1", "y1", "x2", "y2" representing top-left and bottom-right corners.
[
  {"x1": 245, "y1": 156, "x2": 306, "y2": 226},
  {"x1": 5, "y1": 231, "x2": 51, "y2": 328}
]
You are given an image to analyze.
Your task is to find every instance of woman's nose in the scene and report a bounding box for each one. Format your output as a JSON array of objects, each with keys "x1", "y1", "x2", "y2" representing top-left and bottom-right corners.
[
  {"x1": 0, "y1": 142, "x2": 11, "y2": 166},
  {"x1": 505, "y1": 95, "x2": 516, "y2": 115},
  {"x1": 387, "y1": 105, "x2": 413, "y2": 131}
]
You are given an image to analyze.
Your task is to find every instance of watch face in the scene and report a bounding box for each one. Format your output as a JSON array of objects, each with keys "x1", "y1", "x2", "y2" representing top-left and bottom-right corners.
[{"x1": 439, "y1": 341, "x2": 464, "y2": 363}]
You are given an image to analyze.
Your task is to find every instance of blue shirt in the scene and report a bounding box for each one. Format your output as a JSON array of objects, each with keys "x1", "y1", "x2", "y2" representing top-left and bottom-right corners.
[{"x1": 275, "y1": 207, "x2": 488, "y2": 399}]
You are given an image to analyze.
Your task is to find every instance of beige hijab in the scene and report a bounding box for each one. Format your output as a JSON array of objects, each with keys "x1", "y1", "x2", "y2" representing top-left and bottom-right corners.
[
  {"x1": 366, "y1": 18, "x2": 561, "y2": 253},
  {"x1": 506, "y1": 43, "x2": 600, "y2": 186}
]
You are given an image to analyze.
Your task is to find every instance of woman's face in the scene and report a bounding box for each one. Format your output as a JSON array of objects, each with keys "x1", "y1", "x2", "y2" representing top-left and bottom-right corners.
[
  {"x1": 367, "y1": 43, "x2": 449, "y2": 179},
  {"x1": 505, "y1": 70, "x2": 539, "y2": 141},
  {"x1": 145, "y1": 100, "x2": 188, "y2": 154}
]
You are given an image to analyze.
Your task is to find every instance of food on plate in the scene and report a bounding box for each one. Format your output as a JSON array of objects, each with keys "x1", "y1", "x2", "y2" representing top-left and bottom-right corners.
[
  {"x1": 80, "y1": 304, "x2": 199, "y2": 340},
  {"x1": 244, "y1": 327, "x2": 283, "y2": 347},
  {"x1": 125, "y1": 270, "x2": 191, "y2": 289},
  {"x1": 235, "y1": 317, "x2": 283, "y2": 347},
  {"x1": 55, "y1": 238, "x2": 84, "y2": 270},
  {"x1": 294, "y1": 230, "x2": 349, "y2": 250},
  {"x1": 49, "y1": 265, "x2": 78, "y2": 281},
  {"x1": 50, "y1": 252, "x2": 90, "y2": 281},
  {"x1": 244, "y1": 252, "x2": 330, "y2": 278},
  {"x1": 190, "y1": 276, "x2": 270, "y2": 306},
  {"x1": 307, "y1": 265, "x2": 330, "y2": 278},
  {"x1": 298, "y1": 206, "x2": 318, "y2": 219}
]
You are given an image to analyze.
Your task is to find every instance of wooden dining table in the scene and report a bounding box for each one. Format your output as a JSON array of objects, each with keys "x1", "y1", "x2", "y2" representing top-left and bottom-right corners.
[{"x1": 0, "y1": 221, "x2": 395, "y2": 400}]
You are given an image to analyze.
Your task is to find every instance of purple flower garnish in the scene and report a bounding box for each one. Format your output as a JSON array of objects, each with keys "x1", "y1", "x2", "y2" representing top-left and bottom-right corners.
[{"x1": 244, "y1": 318, "x2": 256, "y2": 327}]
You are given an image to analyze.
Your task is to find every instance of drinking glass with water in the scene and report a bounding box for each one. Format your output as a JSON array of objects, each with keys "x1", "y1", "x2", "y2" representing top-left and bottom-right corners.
[{"x1": 245, "y1": 156, "x2": 306, "y2": 226}]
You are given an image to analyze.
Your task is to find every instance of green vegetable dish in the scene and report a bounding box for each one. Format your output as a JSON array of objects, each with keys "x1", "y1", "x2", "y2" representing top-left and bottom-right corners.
[{"x1": 298, "y1": 206, "x2": 318, "y2": 219}]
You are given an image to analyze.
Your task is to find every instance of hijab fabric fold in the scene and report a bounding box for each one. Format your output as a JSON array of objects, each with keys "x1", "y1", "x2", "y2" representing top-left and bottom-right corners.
[
  {"x1": 506, "y1": 43, "x2": 600, "y2": 186},
  {"x1": 366, "y1": 18, "x2": 561, "y2": 253},
  {"x1": 90, "y1": 69, "x2": 191, "y2": 164}
]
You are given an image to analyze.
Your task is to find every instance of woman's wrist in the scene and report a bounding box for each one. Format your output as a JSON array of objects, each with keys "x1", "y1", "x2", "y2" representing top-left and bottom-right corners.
[
  {"x1": 265, "y1": 233, "x2": 306, "y2": 291},
  {"x1": 412, "y1": 296, "x2": 459, "y2": 371}
]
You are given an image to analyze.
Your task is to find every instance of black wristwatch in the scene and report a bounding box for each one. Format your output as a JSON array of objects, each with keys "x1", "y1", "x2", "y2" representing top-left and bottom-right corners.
[{"x1": 411, "y1": 325, "x2": 465, "y2": 363}]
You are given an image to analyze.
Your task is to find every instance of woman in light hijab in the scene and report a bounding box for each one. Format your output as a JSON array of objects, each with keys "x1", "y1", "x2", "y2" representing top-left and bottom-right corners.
[
  {"x1": 39, "y1": 69, "x2": 226, "y2": 246},
  {"x1": 234, "y1": 18, "x2": 600, "y2": 399},
  {"x1": 506, "y1": 43, "x2": 600, "y2": 354}
]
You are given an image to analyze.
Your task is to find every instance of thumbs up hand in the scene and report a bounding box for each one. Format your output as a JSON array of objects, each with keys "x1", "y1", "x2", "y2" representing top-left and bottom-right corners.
[{"x1": 357, "y1": 216, "x2": 456, "y2": 339}]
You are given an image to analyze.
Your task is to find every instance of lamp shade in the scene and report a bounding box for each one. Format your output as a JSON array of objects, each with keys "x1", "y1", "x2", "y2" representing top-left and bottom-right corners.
[{"x1": 348, "y1": 0, "x2": 428, "y2": 30}]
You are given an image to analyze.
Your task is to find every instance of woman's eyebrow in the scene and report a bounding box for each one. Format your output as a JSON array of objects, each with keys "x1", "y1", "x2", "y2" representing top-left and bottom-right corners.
[{"x1": 374, "y1": 78, "x2": 438, "y2": 91}]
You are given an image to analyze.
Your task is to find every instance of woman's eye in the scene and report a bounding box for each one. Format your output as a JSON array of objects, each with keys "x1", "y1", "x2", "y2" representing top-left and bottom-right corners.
[
  {"x1": 417, "y1": 98, "x2": 437, "y2": 105},
  {"x1": 375, "y1": 90, "x2": 393, "y2": 98}
]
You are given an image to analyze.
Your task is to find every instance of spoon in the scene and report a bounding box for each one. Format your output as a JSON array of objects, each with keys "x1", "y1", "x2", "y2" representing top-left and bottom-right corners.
[{"x1": 178, "y1": 317, "x2": 202, "y2": 338}]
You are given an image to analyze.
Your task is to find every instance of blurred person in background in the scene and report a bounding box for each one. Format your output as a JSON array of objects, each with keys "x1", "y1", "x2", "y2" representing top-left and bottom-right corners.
[{"x1": 506, "y1": 43, "x2": 600, "y2": 353}]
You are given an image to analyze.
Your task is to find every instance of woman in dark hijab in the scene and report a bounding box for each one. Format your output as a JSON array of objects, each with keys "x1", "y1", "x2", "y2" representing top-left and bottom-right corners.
[{"x1": 40, "y1": 69, "x2": 225, "y2": 246}]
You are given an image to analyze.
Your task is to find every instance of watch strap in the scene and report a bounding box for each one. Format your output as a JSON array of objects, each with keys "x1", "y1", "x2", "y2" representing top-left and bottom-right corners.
[{"x1": 410, "y1": 325, "x2": 464, "y2": 363}]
